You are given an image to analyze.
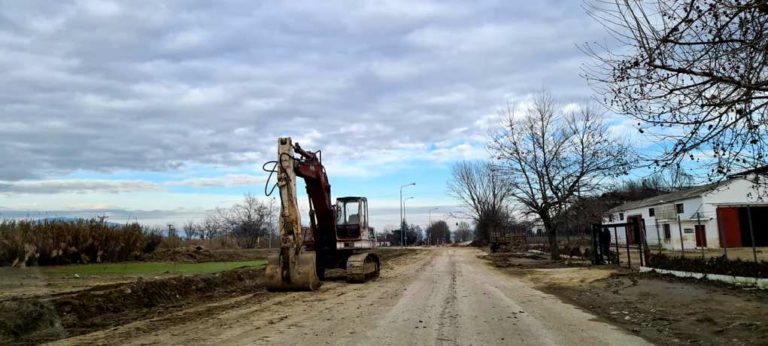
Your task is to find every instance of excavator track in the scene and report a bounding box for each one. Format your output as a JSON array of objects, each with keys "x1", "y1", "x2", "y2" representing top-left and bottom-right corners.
[{"x1": 345, "y1": 252, "x2": 380, "y2": 283}]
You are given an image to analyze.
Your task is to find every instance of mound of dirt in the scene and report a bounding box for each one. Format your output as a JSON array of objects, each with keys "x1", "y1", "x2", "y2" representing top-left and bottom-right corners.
[
  {"x1": 0, "y1": 267, "x2": 265, "y2": 345},
  {"x1": 142, "y1": 248, "x2": 271, "y2": 263},
  {"x1": 373, "y1": 248, "x2": 415, "y2": 262},
  {"x1": 469, "y1": 239, "x2": 487, "y2": 247},
  {"x1": 539, "y1": 271, "x2": 768, "y2": 345},
  {"x1": 0, "y1": 300, "x2": 64, "y2": 344}
]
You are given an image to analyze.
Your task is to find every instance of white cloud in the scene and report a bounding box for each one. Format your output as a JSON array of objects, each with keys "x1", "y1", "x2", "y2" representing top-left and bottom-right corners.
[
  {"x1": 0, "y1": 180, "x2": 159, "y2": 194},
  {"x1": 0, "y1": 0, "x2": 614, "y2": 225},
  {"x1": 167, "y1": 175, "x2": 266, "y2": 187}
]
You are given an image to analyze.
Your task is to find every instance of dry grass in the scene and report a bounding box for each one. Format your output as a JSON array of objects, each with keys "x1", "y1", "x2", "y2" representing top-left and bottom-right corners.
[{"x1": 0, "y1": 219, "x2": 148, "y2": 266}]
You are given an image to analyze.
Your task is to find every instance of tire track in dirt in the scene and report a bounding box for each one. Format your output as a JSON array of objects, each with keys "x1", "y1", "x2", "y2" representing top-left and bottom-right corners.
[
  {"x1": 52, "y1": 248, "x2": 650, "y2": 345},
  {"x1": 436, "y1": 250, "x2": 458, "y2": 345},
  {"x1": 52, "y1": 249, "x2": 434, "y2": 345}
]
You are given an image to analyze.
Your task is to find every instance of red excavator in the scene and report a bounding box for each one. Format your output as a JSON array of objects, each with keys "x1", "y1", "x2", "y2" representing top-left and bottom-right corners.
[{"x1": 263, "y1": 137, "x2": 380, "y2": 290}]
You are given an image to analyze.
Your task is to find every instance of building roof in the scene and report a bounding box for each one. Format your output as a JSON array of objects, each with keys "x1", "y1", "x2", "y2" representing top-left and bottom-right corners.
[
  {"x1": 727, "y1": 164, "x2": 768, "y2": 178},
  {"x1": 607, "y1": 182, "x2": 721, "y2": 213}
]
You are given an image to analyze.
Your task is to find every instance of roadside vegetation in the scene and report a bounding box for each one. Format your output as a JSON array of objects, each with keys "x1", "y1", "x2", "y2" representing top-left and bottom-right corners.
[
  {"x1": 0, "y1": 194, "x2": 278, "y2": 268},
  {"x1": 8, "y1": 260, "x2": 266, "y2": 278},
  {"x1": 647, "y1": 253, "x2": 768, "y2": 279},
  {"x1": 0, "y1": 219, "x2": 149, "y2": 267}
]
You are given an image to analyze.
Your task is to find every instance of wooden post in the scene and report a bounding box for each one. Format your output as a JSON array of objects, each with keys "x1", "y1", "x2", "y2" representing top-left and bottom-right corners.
[
  {"x1": 613, "y1": 226, "x2": 620, "y2": 266},
  {"x1": 747, "y1": 206, "x2": 758, "y2": 263},
  {"x1": 716, "y1": 208, "x2": 728, "y2": 260},
  {"x1": 641, "y1": 219, "x2": 651, "y2": 266},
  {"x1": 591, "y1": 225, "x2": 600, "y2": 265},
  {"x1": 654, "y1": 218, "x2": 662, "y2": 253},
  {"x1": 677, "y1": 214, "x2": 685, "y2": 256},
  {"x1": 625, "y1": 225, "x2": 632, "y2": 268},
  {"x1": 697, "y1": 212, "x2": 705, "y2": 259}
]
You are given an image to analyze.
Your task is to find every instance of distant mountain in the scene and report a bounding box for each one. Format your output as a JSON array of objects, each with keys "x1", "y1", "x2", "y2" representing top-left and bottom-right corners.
[{"x1": 28, "y1": 217, "x2": 126, "y2": 228}]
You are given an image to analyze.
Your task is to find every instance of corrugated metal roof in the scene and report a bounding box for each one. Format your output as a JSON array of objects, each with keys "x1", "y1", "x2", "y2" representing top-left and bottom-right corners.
[{"x1": 607, "y1": 182, "x2": 722, "y2": 213}]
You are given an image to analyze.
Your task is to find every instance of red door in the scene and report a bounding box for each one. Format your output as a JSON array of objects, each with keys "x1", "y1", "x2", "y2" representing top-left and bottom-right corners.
[
  {"x1": 695, "y1": 225, "x2": 707, "y2": 247},
  {"x1": 626, "y1": 215, "x2": 642, "y2": 244},
  {"x1": 716, "y1": 207, "x2": 741, "y2": 248}
]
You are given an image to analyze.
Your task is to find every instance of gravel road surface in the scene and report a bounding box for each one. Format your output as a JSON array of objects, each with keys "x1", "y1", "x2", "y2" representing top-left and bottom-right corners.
[{"x1": 54, "y1": 248, "x2": 649, "y2": 345}]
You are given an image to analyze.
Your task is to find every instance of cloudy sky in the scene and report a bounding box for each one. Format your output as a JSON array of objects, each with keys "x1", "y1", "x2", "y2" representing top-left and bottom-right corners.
[{"x1": 0, "y1": 0, "x2": 635, "y2": 230}]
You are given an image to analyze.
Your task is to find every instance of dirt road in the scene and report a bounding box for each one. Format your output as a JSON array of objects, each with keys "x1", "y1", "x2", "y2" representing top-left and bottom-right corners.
[{"x1": 55, "y1": 248, "x2": 648, "y2": 345}]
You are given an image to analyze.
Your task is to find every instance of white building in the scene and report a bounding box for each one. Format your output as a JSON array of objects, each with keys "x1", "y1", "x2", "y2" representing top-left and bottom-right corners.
[
  {"x1": 603, "y1": 172, "x2": 768, "y2": 250},
  {"x1": 528, "y1": 221, "x2": 546, "y2": 236}
]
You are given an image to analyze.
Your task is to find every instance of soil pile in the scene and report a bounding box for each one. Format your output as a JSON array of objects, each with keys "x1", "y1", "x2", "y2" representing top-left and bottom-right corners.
[
  {"x1": 541, "y1": 271, "x2": 768, "y2": 345},
  {"x1": 0, "y1": 267, "x2": 265, "y2": 345},
  {"x1": 142, "y1": 247, "x2": 271, "y2": 262}
]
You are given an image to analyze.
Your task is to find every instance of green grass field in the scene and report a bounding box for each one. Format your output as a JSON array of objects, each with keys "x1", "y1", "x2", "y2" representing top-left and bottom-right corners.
[
  {"x1": 0, "y1": 260, "x2": 267, "y2": 298},
  {"x1": 40, "y1": 260, "x2": 267, "y2": 277}
]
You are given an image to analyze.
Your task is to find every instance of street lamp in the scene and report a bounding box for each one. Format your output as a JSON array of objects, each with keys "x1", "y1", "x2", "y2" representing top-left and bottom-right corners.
[
  {"x1": 399, "y1": 182, "x2": 415, "y2": 247},
  {"x1": 403, "y1": 197, "x2": 414, "y2": 247}
]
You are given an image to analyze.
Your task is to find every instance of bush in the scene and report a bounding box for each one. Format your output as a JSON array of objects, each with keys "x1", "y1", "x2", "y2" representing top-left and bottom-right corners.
[
  {"x1": 143, "y1": 231, "x2": 163, "y2": 254},
  {"x1": 0, "y1": 219, "x2": 153, "y2": 267},
  {"x1": 647, "y1": 253, "x2": 768, "y2": 279}
]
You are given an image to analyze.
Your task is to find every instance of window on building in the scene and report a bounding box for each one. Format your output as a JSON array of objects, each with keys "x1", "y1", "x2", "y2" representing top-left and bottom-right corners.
[
  {"x1": 619, "y1": 212, "x2": 624, "y2": 220},
  {"x1": 676, "y1": 203, "x2": 684, "y2": 214},
  {"x1": 648, "y1": 208, "x2": 655, "y2": 217},
  {"x1": 663, "y1": 224, "x2": 671, "y2": 240}
]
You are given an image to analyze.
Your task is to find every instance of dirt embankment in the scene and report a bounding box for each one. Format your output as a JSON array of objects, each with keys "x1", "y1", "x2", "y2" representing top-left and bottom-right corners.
[
  {"x1": 545, "y1": 272, "x2": 768, "y2": 345},
  {"x1": 1, "y1": 247, "x2": 415, "y2": 345},
  {"x1": 485, "y1": 251, "x2": 768, "y2": 345},
  {"x1": 141, "y1": 247, "x2": 272, "y2": 262},
  {"x1": 0, "y1": 267, "x2": 265, "y2": 345}
]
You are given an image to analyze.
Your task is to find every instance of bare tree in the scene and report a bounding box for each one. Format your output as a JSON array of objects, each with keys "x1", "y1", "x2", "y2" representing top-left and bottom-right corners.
[
  {"x1": 490, "y1": 92, "x2": 633, "y2": 259},
  {"x1": 585, "y1": 0, "x2": 768, "y2": 181},
  {"x1": 220, "y1": 193, "x2": 277, "y2": 248},
  {"x1": 454, "y1": 221, "x2": 473, "y2": 243},
  {"x1": 182, "y1": 220, "x2": 201, "y2": 241},
  {"x1": 447, "y1": 161, "x2": 512, "y2": 242},
  {"x1": 200, "y1": 214, "x2": 221, "y2": 240}
]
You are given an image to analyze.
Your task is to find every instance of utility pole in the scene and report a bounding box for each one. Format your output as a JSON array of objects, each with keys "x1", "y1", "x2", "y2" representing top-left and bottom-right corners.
[
  {"x1": 399, "y1": 182, "x2": 415, "y2": 247},
  {"x1": 403, "y1": 196, "x2": 414, "y2": 246}
]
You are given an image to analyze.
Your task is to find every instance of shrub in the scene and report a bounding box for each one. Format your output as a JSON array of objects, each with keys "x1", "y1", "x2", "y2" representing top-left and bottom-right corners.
[
  {"x1": 647, "y1": 253, "x2": 768, "y2": 279},
  {"x1": 143, "y1": 231, "x2": 163, "y2": 254},
  {"x1": 0, "y1": 219, "x2": 153, "y2": 267}
]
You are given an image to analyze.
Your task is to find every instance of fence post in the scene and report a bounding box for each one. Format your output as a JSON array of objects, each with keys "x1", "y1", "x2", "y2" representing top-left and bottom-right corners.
[
  {"x1": 654, "y1": 218, "x2": 662, "y2": 253},
  {"x1": 697, "y1": 212, "x2": 705, "y2": 259},
  {"x1": 625, "y1": 225, "x2": 631, "y2": 269},
  {"x1": 716, "y1": 208, "x2": 728, "y2": 260},
  {"x1": 677, "y1": 214, "x2": 685, "y2": 255},
  {"x1": 591, "y1": 225, "x2": 599, "y2": 264},
  {"x1": 641, "y1": 219, "x2": 650, "y2": 266},
  {"x1": 613, "y1": 226, "x2": 620, "y2": 266},
  {"x1": 747, "y1": 206, "x2": 758, "y2": 263}
]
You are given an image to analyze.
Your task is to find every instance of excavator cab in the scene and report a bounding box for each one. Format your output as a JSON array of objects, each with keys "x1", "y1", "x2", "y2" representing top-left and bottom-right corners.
[{"x1": 335, "y1": 197, "x2": 369, "y2": 241}]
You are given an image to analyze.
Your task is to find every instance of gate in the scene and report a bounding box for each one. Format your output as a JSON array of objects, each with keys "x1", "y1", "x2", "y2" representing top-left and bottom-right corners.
[{"x1": 593, "y1": 219, "x2": 651, "y2": 268}]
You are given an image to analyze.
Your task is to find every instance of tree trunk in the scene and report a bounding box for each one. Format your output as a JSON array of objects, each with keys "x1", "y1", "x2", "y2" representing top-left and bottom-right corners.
[{"x1": 543, "y1": 218, "x2": 560, "y2": 260}]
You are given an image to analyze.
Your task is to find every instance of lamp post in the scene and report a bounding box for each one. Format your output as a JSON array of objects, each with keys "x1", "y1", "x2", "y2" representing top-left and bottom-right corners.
[
  {"x1": 399, "y1": 182, "x2": 415, "y2": 247},
  {"x1": 403, "y1": 196, "x2": 414, "y2": 247}
]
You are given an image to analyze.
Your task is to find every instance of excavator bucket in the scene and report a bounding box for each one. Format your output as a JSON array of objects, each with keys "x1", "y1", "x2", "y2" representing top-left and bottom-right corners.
[{"x1": 265, "y1": 250, "x2": 321, "y2": 291}]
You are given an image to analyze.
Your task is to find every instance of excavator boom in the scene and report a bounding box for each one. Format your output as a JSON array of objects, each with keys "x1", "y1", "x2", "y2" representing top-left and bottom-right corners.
[{"x1": 265, "y1": 138, "x2": 320, "y2": 291}]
